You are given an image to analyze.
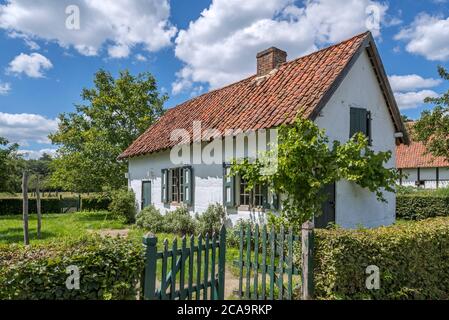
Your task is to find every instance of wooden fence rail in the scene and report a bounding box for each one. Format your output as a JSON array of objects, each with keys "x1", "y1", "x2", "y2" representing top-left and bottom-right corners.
[{"x1": 142, "y1": 226, "x2": 226, "y2": 300}]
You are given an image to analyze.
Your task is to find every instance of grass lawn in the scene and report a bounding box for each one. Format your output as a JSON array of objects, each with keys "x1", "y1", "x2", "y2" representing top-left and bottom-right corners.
[
  {"x1": 0, "y1": 211, "x2": 257, "y2": 299},
  {"x1": 0, "y1": 212, "x2": 239, "y2": 267},
  {"x1": 0, "y1": 211, "x2": 128, "y2": 245}
]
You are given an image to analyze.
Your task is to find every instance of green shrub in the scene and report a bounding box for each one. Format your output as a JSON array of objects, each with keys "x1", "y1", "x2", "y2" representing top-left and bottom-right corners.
[
  {"x1": 135, "y1": 205, "x2": 164, "y2": 233},
  {"x1": 82, "y1": 195, "x2": 111, "y2": 211},
  {"x1": 165, "y1": 206, "x2": 196, "y2": 235},
  {"x1": 227, "y1": 219, "x2": 258, "y2": 248},
  {"x1": 311, "y1": 217, "x2": 449, "y2": 299},
  {"x1": 109, "y1": 189, "x2": 136, "y2": 224},
  {"x1": 396, "y1": 194, "x2": 449, "y2": 220},
  {"x1": 195, "y1": 203, "x2": 226, "y2": 236},
  {"x1": 0, "y1": 236, "x2": 144, "y2": 300}
]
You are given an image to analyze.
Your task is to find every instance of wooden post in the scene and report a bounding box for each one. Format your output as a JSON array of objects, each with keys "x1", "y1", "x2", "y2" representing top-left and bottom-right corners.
[
  {"x1": 36, "y1": 175, "x2": 42, "y2": 239},
  {"x1": 142, "y1": 233, "x2": 158, "y2": 300},
  {"x1": 22, "y1": 171, "x2": 29, "y2": 245},
  {"x1": 217, "y1": 225, "x2": 226, "y2": 300},
  {"x1": 301, "y1": 220, "x2": 314, "y2": 300}
]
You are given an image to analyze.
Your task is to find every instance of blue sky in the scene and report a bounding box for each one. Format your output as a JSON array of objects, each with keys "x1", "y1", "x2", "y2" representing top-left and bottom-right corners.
[{"x1": 0, "y1": 0, "x2": 448, "y2": 158}]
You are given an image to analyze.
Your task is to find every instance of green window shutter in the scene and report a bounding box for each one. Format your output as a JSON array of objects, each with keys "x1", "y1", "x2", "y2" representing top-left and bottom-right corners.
[
  {"x1": 350, "y1": 107, "x2": 368, "y2": 138},
  {"x1": 223, "y1": 164, "x2": 235, "y2": 207},
  {"x1": 161, "y1": 169, "x2": 169, "y2": 203},
  {"x1": 182, "y1": 166, "x2": 193, "y2": 206},
  {"x1": 367, "y1": 111, "x2": 372, "y2": 145}
]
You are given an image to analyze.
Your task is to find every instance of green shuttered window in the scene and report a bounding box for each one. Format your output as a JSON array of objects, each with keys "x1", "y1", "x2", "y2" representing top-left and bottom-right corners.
[
  {"x1": 350, "y1": 107, "x2": 372, "y2": 144},
  {"x1": 162, "y1": 167, "x2": 193, "y2": 206}
]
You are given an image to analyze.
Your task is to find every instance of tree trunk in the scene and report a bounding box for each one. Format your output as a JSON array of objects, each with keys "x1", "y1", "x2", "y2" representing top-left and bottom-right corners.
[
  {"x1": 36, "y1": 175, "x2": 42, "y2": 239},
  {"x1": 22, "y1": 171, "x2": 29, "y2": 245}
]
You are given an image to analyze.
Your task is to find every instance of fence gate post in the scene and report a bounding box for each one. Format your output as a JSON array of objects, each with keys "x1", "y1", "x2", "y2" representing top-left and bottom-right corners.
[
  {"x1": 301, "y1": 220, "x2": 314, "y2": 300},
  {"x1": 143, "y1": 233, "x2": 158, "y2": 300},
  {"x1": 217, "y1": 225, "x2": 226, "y2": 300}
]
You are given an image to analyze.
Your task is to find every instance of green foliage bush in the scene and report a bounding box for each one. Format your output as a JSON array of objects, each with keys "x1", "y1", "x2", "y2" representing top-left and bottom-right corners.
[
  {"x1": 109, "y1": 189, "x2": 136, "y2": 224},
  {"x1": 396, "y1": 194, "x2": 449, "y2": 220},
  {"x1": 195, "y1": 203, "x2": 226, "y2": 236},
  {"x1": 226, "y1": 219, "x2": 257, "y2": 248},
  {"x1": 135, "y1": 205, "x2": 164, "y2": 233},
  {"x1": 164, "y1": 206, "x2": 196, "y2": 236},
  {"x1": 311, "y1": 218, "x2": 449, "y2": 299},
  {"x1": 0, "y1": 198, "x2": 62, "y2": 215},
  {"x1": 81, "y1": 195, "x2": 111, "y2": 211},
  {"x1": 0, "y1": 236, "x2": 144, "y2": 300}
]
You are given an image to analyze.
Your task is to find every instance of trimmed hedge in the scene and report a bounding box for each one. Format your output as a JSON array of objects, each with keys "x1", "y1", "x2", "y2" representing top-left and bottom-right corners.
[
  {"x1": 0, "y1": 196, "x2": 112, "y2": 215},
  {"x1": 312, "y1": 218, "x2": 449, "y2": 299},
  {"x1": 81, "y1": 196, "x2": 111, "y2": 212},
  {"x1": 0, "y1": 236, "x2": 145, "y2": 300},
  {"x1": 396, "y1": 194, "x2": 449, "y2": 220},
  {"x1": 0, "y1": 198, "x2": 62, "y2": 215}
]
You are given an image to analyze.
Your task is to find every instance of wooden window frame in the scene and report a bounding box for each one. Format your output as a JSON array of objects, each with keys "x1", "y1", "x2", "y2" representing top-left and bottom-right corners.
[
  {"x1": 167, "y1": 166, "x2": 192, "y2": 206},
  {"x1": 237, "y1": 176, "x2": 265, "y2": 211}
]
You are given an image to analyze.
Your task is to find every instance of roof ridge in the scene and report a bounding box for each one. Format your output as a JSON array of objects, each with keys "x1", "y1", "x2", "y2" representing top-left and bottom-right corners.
[
  {"x1": 167, "y1": 31, "x2": 371, "y2": 112},
  {"x1": 119, "y1": 30, "x2": 378, "y2": 159}
]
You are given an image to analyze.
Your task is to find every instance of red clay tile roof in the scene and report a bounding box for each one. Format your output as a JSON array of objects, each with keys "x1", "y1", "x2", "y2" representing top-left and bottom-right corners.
[
  {"x1": 119, "y1": 31, "x2": 406, "y2": 159},
  {"x1": 397, "y1": 123, "x2": 449, "y2": 169}
]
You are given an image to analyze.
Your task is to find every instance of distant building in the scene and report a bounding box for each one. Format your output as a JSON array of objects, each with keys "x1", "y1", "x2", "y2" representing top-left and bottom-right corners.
[{"x1": 397, "y1": 123, "x2": 449, "y2": 189}]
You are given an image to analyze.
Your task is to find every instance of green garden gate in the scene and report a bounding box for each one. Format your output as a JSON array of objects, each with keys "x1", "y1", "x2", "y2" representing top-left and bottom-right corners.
[
  {"x1": 234, "y1": 222, "x2": 314, "y2": 300},
  {"x1": 142, "y1": 226, "x2": 226, "y2": 300}
]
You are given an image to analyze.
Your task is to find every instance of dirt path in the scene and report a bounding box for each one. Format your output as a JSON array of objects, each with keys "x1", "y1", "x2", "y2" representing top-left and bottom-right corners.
[
  {"x1": 224, "y1": 267, "x2": 240, "y2": 300},
  {"x1": 90, "y1": 228, "x2": 130, "y2": 238}
]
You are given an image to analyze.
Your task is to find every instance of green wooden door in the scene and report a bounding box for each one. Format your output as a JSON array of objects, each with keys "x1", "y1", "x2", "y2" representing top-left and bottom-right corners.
[
  {"x1": 142, "y1": 181, "x2": 152, "y2": 209},
  {"x1": 314, "y1": 183, "x2": 336, "y2": 228}
]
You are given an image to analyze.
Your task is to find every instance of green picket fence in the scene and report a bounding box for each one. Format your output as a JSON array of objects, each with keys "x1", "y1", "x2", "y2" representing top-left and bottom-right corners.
[
  {"x1": 142, "y1": 226, "x2": 226, "y2": 300},
  {"x1": 234, "y1": 224, "x2": 302, "y2": 300}
]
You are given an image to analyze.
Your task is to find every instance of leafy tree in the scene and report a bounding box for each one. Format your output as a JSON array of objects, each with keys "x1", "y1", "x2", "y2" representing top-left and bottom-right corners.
[
  {"x1": 50, "y1": 69, "x2": 167, "y2": 192},
  {"x1": 0, "y1": 137, "x2": 22, "y2": 193},
  {"x1": 230, "y1": 116, "x2": 399, "y2": 230},
  {"x1": 413, "y1": 66, "x2": 449, "y2": 161}
]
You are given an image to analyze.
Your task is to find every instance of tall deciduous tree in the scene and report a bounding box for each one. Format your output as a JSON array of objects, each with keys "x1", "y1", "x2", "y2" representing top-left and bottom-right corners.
[
  {"x1": 230, "y1": 116, "x2": 399, "y2": 230},
  {"x1": 413, "y1": 67, "x2": 449, "y2": 161},
  {"x1": 50, "y1": 69, "x2": 167, "y2": 192},
  {"x1": 0, "y1": 137, "x2": 22, "y2": 193}
]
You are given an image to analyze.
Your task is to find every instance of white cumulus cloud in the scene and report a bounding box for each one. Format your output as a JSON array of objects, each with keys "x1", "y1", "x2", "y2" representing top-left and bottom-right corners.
[
  {"x1": 18, "y1": 148, "x2": 57, "y2": 160},
  {"x1": 172, "y1": 0, "x2": 388, "y2": 93},
  {"x1": 394, "y1": 90, "x2": 439, "y2": 110},
  {"x1": 8, "y1": 53, "x2": 53, "y2": 78},
  {"x1": 395, "y1": 13, "x2": 449, "y2": 61},
  {"x1": 0, "y1": 0, "x2": 177, "y2": 58},
  {"x1": 0, "y1": 112, "x2": 58, "y2": 146},
  {"x1": 388, "y1": 74, "x2": 442, "y2": 92}
]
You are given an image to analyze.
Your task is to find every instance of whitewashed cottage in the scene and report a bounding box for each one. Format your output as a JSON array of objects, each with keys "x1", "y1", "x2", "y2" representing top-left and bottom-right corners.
[{"x1": 119, "y1": 31, "x2": 409, "y2": 229}]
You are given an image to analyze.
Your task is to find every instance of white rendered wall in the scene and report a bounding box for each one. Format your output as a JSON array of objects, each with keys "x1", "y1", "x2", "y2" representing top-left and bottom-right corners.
[
  {"x1": 314, "y1": 50, "x2": 397, "y2": 229},
  {"x1": 128, "y1": 136, "x2": 273, "y2": 225}
]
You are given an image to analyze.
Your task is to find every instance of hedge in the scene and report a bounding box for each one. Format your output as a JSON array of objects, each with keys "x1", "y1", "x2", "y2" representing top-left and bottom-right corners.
[
  {"x1": 312, "y1": 218, "x2": 449, "y2": 299},
  {"x1": 0, "y1": 198, "x2": 62, "y2": 215},
  {"x1": 0, "y1": 236, "x2": 145, "y2": 300},
  {"x1": 81, "y1": 196, "x2": 111, "y2": 212},
  {"x1": 396, "y1": 194, "x2": 449, "y2": 220},
  {"x1": 0, "y1": 196, "x2": 111, "y2": 215}
]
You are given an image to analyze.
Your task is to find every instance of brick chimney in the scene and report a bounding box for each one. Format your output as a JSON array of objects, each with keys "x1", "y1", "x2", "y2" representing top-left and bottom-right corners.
[{"x1": 256, "y1": 47, "x2": 287, "y2": 77}]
